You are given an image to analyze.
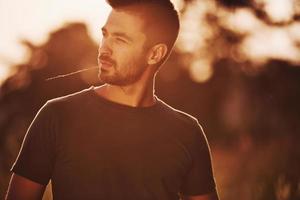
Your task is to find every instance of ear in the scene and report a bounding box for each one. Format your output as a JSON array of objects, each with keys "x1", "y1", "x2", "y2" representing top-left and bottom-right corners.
[{"x1": 147, "y1": 43, "x2": 168, "y2": 65}]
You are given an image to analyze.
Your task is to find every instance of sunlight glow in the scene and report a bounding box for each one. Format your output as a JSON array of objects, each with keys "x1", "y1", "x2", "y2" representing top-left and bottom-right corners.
[
  {"x1": 220, "y1": 3, "x2": 300, "y2": 65},
  {"x1": 0, "y1": 65, "x2": 11, "y2": 83},
  {"x1": 1, "y1": 0, "x2": 299, "y2": 85},
  {"x1": 170, "y1": 0, "x2": 185, "y2": 12},
  {"x1": 241, "y1": 27, "x2": 300, "y2": 64},
  {"x1": 223, "y1": 8, "x2": 262, "y2": 34},
  {"x1": 177, "y1": 0, "x2": 300, "y2": 83},
  {"x1": 189, "y1": 59, "x2": 213, "y2": 83},
  {"x1": 288, "y1": 22, "x2": 300, "y2": 42},
  {"x1": 177, "y1": 0, "x2": 216, "y2": 53},
  {"x1": 263, "y1": 0, "x2": 294, "y2": 22},
  {"x1": 0, "y1": 0, "x2": 110, "y2": 84}
]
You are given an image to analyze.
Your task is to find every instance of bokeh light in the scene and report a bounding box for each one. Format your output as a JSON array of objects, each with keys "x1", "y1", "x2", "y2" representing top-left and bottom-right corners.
[
  {"x1": 189, "y1": 59, "x2": 213, "y2": 83},
  {"x1": 255, "y1": 0, "x2": 295, "y2": 23},
  {"x1": 1, "y1": 1, "x2": 300, "y2": 200},
  {"x1": 241, "y1": 27, "x2": 300, "y2": 65},
  {"x1": 176, "y1": 0, "x2": 300, "y2": 82}
]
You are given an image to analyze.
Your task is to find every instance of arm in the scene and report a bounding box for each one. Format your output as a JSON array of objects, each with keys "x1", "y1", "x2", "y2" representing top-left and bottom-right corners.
[
  {"x1": 7, "y1": 102, "x2": 57, "y2": 200},
  {"x1": 5, "y1": 173, "x2": 46, "y2": 200},
  {"x1": 183, "y1": 191, "x2": 219, "y2": 200},
  {"x1": 180, "y1": 120, "x2": 219, "y2": 200}
]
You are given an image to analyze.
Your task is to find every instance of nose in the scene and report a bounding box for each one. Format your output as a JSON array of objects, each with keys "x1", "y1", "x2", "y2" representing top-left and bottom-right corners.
[{"x1": 98, "y1": 37, "x2": 112, "y2": 56}]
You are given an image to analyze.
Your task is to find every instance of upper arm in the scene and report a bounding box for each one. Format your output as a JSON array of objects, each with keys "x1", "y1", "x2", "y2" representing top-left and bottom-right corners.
[
  {"x1": 180, "y1": 121, "x2": 217, "y2": 195},
  {"x1": 11, "y1": 102, "x2": 57, "y2": 185},
  {"x1": 182, "y1": 191, "x2": 219, "y2": 200},
  {"x1": 5, "y1": 173, "x2": 46, "y2": 200}
]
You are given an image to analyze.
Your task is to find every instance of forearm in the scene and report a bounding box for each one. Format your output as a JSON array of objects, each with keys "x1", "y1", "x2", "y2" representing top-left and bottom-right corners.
[
  {"x1": 6, "y1": 173, "x2": 45, "y2": 200},
  {"x1": 182, "y1": 191, "x2": 219, "y2": 200}
]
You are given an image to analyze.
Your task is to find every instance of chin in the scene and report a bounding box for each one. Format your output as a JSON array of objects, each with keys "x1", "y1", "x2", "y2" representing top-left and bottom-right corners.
[{"x1": 98, "y1": 73, "x2": 116, "y2": 85}]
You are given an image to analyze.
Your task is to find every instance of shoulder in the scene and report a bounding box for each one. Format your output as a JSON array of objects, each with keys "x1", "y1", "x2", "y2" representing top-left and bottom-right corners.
[
  {"x1": 34, "y1": 87, "x2": 94, "y2": 119},
  {"x1": 29, "y1": 86, "x2": 96, "y2": 130},
  {"x1": 156, "y1": 99, "x2": 209, "y2": 153},
  {"x1": 47, "y1": 86, "x2": 94, "y2": 105},
  {"x1": 156, "y1": 98, "x2": 201, "y2": 131},
  {"x1": 43, "y1": 86, "x2": 94, "y2": 109}
]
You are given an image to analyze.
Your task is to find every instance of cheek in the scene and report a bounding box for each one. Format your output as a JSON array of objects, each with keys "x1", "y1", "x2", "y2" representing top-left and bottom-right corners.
[
  {"x1": 116, "y1": 48, "x2": 138, "y2": 64},
  {"x1": 114, "y1": 44, "x2": 146, "y2": 67}
]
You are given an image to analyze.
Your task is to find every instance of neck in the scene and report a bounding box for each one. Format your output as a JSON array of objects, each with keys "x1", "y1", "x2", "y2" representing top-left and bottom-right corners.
[{"x1": 94, "y1": 77, "x2": 156, "y2": 107}]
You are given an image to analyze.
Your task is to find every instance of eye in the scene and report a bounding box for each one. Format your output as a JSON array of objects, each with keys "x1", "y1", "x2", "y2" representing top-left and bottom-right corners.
[
  {"x1": 115, "y1": 37, "x2": 127, "y2": 43},
  {"x1": 101, "y1": 31, "x2": 107, "y2": 38}
]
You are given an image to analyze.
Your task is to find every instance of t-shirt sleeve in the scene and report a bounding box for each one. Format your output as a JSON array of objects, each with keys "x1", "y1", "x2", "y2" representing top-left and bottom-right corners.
[
  {"x1": 180, "y1": 121, "x2": 217, "y2": 196},
  {"x1": 11, "y1": 101, "x2": 57, "y2": 185}
]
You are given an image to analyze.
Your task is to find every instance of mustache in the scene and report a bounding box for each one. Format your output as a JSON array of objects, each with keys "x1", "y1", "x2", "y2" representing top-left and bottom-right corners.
[{"x1": 98, "y1": 54, "x2": 116, "y2": 65}]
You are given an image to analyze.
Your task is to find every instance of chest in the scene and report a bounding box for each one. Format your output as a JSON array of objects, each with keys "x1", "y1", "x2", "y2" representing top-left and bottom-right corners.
[{"x1": 51, "y1": 116, "x2": 191, "y2": 198}]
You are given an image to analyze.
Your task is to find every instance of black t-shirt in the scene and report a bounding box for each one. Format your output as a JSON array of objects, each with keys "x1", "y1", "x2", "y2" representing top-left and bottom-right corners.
[{"x1": 11, "y1": 86, "x2": 216, "y2": 199}]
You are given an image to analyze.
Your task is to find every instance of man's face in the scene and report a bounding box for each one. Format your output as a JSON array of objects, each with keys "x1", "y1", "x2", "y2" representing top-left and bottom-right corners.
[{"x1": 98, "y1": 9, "x2": 149, "y2": 85}]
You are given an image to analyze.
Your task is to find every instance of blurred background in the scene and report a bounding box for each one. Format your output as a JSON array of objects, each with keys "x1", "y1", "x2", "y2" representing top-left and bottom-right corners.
[{"x1": 0, "y1": 0, "x2": 300, "y2": 199}]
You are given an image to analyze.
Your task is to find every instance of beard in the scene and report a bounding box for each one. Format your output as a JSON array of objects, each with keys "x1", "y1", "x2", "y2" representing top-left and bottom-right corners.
[{"x1": 98, "y1": 57, "x2": 147, "y2": 86}]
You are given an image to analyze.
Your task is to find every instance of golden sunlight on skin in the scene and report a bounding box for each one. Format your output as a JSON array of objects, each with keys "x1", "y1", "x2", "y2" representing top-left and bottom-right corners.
[
  {"x1": 0, "y1": 0, "x2": 110, "y2": 84},
  {"x1": 0, "y1": 0, "x2": 185, "y2": 85},
  {"x1": 1, "y1": 0, "x2": 299, "y2": 86}
]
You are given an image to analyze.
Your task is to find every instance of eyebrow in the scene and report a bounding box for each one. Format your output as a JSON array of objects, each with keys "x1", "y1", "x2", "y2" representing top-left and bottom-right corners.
[{"x1": 101, "y1": 27, "x2": 133, "y2": 42}]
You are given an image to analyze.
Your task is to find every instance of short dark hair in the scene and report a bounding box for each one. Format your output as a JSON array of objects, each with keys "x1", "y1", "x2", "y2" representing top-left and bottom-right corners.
[{"x1": 106, "y1": 0, "x2": 180, "y2": 55}]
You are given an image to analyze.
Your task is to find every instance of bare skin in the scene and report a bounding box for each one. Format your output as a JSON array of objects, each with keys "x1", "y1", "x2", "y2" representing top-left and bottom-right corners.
[
  {"x1": 182, "y1": 192, "x2": 219, "y2": 200},
  {"x1": 6, "y1": 174, "x2": 218, "y2": 200},
  {"x1": 5, "y1": 174, "x2": 45, "y2": 200},
  {"x1": 94, "y1": 71, "x2": 157, "y2": 108}
]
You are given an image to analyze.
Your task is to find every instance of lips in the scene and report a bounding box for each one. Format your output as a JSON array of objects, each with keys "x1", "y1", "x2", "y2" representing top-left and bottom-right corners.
[
  {"x1": 100, "y1": 60, "x2": 113, "y2": 67},
  {"x1": 98, "y1": 59, "x2": 114, "y2": 69},
  {"x1": 98, "y1": 54, "x2": 115, "y2": 69}
]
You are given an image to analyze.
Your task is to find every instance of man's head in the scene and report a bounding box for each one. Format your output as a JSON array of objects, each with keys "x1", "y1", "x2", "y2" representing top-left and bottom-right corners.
[
  {"x1": 98, "y1": 0, "x2": 180, "y2": 86},
  {"x1": 106, "y1": 0, "x2": 180, "y2": 53}
]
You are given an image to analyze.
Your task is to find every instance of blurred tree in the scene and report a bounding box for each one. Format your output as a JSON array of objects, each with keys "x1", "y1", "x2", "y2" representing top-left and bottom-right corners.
[
  {"x1": 0, "y1": 22, "x2": 100, "y2": 197},
  {"x1": 1, "y1": 0, "x2": 300, "y2": 199}
]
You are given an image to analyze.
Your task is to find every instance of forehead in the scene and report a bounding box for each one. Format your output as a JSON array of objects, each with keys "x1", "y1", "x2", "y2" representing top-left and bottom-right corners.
[{"x1": 104, "y1": 9, "x2": 146, "y2": 40}]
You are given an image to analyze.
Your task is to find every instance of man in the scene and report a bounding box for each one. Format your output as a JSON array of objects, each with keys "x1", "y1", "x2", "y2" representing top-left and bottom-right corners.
[{"x1": 6, "y1": 0, "x2": 219, "y2": 199}]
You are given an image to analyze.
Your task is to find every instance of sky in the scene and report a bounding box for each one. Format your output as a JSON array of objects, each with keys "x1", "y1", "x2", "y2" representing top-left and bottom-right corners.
[
  {"x1": 0, "y1": 0, "x2": 299, "y2": 84},
  {"x1": 0, "y1": 0, "x2": 184, "y2": 84},
  {"x1": 0, "y1": 0, "x2": 111, "y2": 83}
]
